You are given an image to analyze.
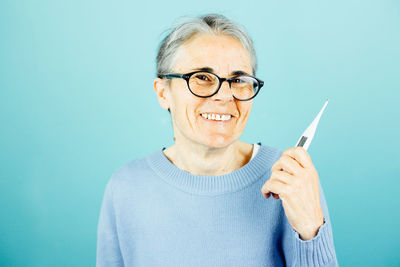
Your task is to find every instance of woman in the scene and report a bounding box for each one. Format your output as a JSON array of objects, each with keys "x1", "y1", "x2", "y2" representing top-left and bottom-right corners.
[{"x1": 97, "y1": 14, "x2": 338, "y2": 266}]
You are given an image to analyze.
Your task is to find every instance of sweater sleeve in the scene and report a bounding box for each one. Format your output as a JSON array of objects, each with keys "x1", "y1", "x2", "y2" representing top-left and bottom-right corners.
[
  {"x1": 96, "y1": 178, "x2": 124, "y2": 267},
  {"x1": 282, "y1": 181, "x2": 339, "y2": 266}
]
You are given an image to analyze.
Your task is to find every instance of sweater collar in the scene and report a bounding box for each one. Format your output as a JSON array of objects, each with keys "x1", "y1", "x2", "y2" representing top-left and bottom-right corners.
[{"x1": 145, "y1": 143, "x2": 281, "y2": 196}]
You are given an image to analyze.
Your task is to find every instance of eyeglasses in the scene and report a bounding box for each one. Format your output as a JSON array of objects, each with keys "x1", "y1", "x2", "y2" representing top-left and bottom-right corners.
[{"x1": 158, "y1": 71, "x2": 264, "y2": 101}]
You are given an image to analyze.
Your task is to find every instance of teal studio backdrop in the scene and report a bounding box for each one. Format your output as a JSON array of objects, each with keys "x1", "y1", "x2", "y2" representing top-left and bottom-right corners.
[{"x1": 1, "y1": 0, "x2": 399, "y2": 266}]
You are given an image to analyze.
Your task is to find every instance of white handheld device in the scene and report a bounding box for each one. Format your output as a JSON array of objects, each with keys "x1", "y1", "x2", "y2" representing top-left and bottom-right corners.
[{"x1": 295, "y1": 99, "x2": 329, "y2": 151}]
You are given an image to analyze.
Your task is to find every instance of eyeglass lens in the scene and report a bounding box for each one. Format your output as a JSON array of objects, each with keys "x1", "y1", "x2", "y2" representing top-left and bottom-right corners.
[{"x1": 188, "y1": 72, "x2": 259, "y2": 100}]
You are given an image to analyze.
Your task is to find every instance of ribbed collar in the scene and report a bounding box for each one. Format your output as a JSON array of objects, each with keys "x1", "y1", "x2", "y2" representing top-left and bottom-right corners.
[{"x1": 145, "y1": 143, "x2": 281, "y2": 196}]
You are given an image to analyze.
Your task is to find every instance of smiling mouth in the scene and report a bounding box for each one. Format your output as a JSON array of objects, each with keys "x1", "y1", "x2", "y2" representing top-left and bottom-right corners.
[{"x1": 200, "y1": 112, "x2": 234, "y2": 121}]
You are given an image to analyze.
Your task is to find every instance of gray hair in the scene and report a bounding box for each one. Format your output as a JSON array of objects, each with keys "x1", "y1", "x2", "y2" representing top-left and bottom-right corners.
[{"x1": 156, "y1": 13, "x2": 258, "y2": 77}]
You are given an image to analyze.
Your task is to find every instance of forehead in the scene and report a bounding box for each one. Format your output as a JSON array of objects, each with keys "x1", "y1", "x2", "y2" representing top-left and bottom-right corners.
[{"x1": 172, "y1": 33, "x2": 253, "y2": 75}]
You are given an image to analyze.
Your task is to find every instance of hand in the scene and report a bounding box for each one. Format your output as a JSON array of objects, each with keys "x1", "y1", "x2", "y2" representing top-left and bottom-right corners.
[{"x1": 261, "y1": 147, "x2": 324, "y2": 240}]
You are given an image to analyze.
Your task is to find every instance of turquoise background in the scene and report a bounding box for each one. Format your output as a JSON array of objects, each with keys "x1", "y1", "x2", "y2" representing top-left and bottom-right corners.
[{"x1": 1, "y1": 0, "x2": 399, "y2": 266}]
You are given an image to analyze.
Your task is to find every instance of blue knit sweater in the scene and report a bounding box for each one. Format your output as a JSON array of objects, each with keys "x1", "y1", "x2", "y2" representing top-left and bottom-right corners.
[{"x1": 96, "y1": 143, "x2": 339, "y2": 266}]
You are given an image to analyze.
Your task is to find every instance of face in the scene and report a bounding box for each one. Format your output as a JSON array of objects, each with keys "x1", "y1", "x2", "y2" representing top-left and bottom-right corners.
[{"x1": 154, "y1": 33, "x2": 254, "y2": 148}]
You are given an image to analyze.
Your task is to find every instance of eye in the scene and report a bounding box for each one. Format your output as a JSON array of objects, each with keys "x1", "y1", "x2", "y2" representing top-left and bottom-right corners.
[
  {"x1": 194, "y1": 74, "x2": 211, "y2": 81},
  {"x1": 192, "y1": 72, "x2": 217, "y2": 83},
  {"x1": 232, "y1": 77, "x2": 245, "y2": 83}
]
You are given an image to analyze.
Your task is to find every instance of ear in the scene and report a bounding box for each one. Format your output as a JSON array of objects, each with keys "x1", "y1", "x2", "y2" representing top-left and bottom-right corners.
[{"x1": 153, "y1": 78, "x2": 171, "y2": 111}]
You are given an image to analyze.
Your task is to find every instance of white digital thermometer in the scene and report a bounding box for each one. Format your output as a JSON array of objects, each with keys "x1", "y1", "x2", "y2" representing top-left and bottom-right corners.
[{"x1": 295, "y1": 99, "x2": 329, "y2": 151}]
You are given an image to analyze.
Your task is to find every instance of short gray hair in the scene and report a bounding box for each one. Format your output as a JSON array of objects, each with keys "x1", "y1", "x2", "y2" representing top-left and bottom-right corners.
[{"x1": 156, "y1": 13, "x2": 258, "y2": 77}]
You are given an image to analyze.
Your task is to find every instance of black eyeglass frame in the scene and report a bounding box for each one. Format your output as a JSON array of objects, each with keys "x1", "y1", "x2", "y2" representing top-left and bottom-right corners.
[{"x1": 158, "y1": 71, "x2": 264, "y2": 101}]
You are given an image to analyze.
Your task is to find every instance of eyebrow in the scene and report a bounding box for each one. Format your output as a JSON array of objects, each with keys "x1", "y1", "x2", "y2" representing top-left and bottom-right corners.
[{"x1": 192, "y1": 67, "x2": 252, "y2": 76}]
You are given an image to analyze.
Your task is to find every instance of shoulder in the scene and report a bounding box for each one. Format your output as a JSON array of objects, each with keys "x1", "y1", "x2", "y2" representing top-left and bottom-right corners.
[
  {"x1": 108, "y1": 151, "x2": 158, "y2": 189},
  {"x1": 259, "y1": 142, "x2": 283, "y2": 162},
  {"x1": 260, "y1": 142, "x2": 282, "y2": 153}
]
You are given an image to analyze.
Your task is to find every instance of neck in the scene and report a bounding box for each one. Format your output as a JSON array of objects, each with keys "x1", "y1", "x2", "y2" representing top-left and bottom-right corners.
[{"x1": 163, "y1": 139, "x2": 254, "y2": 176}]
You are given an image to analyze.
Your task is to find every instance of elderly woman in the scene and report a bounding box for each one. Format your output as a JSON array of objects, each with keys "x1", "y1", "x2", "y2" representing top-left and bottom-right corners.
[{"x1": 97, "y1": 14, "x2": 338, "y2": 267}]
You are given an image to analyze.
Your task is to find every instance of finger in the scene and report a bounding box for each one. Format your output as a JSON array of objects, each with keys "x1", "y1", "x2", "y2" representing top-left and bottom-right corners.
[
  {"x1": 261, "y1": 179, "x2": 286, "y2": 196},
  {"x1": 282, "y1": 147, "x2": 313, "y2": 169},
  {"x1": 266, "y1": 171, "x2": 292, "y2": 199},
  {"x1": 271, "y1": 155, "x2": 301, "y2": 175},
  {"x1": 262, "y1": 192, "x2": 271, "y2": 199},
  {"x1": 264, "y1": 192, "x2": 280, "y2": 199},
  {"x1": 263, "y1": 191, "x2": 280, "y2": 199},
  {"x1": 270, "y1": 170, "x2": 294, "y2": 185}
]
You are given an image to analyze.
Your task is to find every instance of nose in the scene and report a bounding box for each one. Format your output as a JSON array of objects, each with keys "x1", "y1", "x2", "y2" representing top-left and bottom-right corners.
[{"x1": 211, "y1": 80, "x2": 234, "y2": 101}]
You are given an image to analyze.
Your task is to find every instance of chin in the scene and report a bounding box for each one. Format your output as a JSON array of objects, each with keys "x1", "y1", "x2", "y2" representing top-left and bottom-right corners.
[{"x1": 199, "y1": 135, "x2": 237, "y2": 149}]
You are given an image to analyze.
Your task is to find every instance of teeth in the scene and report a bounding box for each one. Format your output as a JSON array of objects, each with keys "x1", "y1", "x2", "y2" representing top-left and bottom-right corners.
[{"x1": 201, "y1": 113, "x2": 232, "y2": 121}]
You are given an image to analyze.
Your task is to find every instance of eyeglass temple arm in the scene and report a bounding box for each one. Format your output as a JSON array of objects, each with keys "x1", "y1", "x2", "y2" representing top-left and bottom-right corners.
[{"x1": 158, "y1": 73, "x2": 185, "y2": 79}]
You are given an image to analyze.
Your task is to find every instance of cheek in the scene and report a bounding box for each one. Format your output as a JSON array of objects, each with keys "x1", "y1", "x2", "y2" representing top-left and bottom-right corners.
[
  {"x1": 173, "y1": 92, "x2": 203, "y2": 125},
  {"x1": 170, "y1": 84, "x2": 191, "y2": 112},
  {"x1": 237, "y1": 101, "x2": 253, "y2": 121}
]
